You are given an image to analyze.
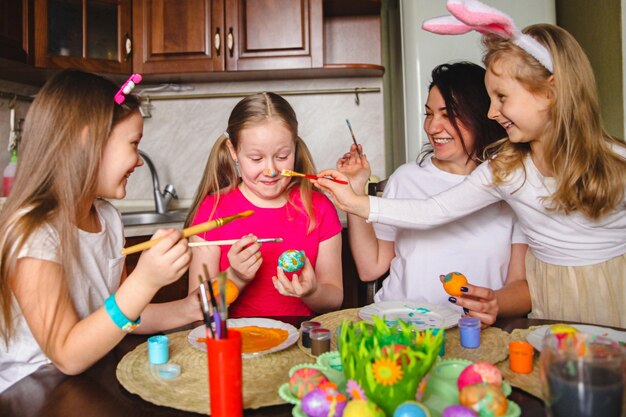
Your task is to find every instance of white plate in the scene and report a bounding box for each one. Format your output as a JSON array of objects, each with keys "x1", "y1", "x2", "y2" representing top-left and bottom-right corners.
[
  {"x1": 358, "y1": 301, "x2": 462, "y2": 330},
  {"x1": 526, "y1": 324, "x2": 626, "y2": 351},
  {"x1": 187, "y1": 317, "x2": 299, "y2": 358}
]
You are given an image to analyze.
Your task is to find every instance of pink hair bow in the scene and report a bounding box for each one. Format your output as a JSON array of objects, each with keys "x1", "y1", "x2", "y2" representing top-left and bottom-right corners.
[{"x1": 422, "y1": 0, "x2": 553, "y2": 73}]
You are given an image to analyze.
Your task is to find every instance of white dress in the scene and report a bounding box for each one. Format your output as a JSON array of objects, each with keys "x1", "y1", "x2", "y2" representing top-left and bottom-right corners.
[
  {"x1": 373, "y1": 156, "x2": 526, "y2": 309},
  {"x1": 0, "y1": 200, "x2": 125, "y2": 393}
]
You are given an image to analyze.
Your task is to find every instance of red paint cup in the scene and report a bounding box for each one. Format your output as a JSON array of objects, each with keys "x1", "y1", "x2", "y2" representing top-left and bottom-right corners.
[{"x1": 207, "y1": 329, "x2": 243, "y2": 417}]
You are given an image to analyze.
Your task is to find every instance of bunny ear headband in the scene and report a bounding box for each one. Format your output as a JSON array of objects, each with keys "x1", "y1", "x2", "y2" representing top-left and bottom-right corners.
[{"x1": 422, "y1": 0, "x2": 553, "y2": 73}]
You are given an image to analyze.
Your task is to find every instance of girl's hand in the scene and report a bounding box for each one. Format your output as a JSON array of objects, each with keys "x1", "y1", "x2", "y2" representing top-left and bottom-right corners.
[
  {"x1": 272, "y1": 258, "x2": 317, "y2": 298},
  {"x1": 314, "y1": 170, "x2": 370, "y2": 218},
  {"x1": 135, "y1": 228, "x2": 191, "y2": 290},
  {"x1": 445, "y1": 280, "x2": 499, "y2": 328},
  {"x1": 337, "y1": 144, "x2": 370, "y2": 195},
  {"x1": 227, "y1": 234, "x2": 263, "y2": 283}
]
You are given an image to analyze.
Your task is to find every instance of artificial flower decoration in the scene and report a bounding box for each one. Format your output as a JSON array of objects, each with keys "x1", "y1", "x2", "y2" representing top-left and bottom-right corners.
[
  {"x1": 346, "y1": 380, "x2": 366, "y2": 400},
  {"x1": 339, "y1": 316, "x2": 443, "y2": 416},
  {"x1": 372, "y1": 357, "x2": 403, "y2": 386}
]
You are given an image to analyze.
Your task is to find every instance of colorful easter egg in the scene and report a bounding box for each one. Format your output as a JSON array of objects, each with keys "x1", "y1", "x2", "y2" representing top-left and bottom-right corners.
[
  {"x1": 393, "y1": 401, "x2": 431, "y2": 417},
  {"x1": 290, "y1": 368, "x2": 329, "y2": 399},
  {"x1": 301, "y1": 386, "x2": 347, "y2": 417},
  {"x1": 343, "y1": 399, "x2": 386, "y2": 417},
  {"x1": 457, "y1": 362, "x2": 502, "y2": 391},
  {"x1": 442, "y1": 405, "x2": 478, "y2": 417},
  {"x1": 278, "y1": 249, "x2": 306, "y2": 272},
  {"x1": 459, "y1": 383, "x2": 508, "y2": 416},
  {"x1": 211, "y1": 278, "x2": 239, "y2": 305},
  {"x1": 442, "y1": 272, "x2": 468, "y2": 296},
  {"x1": 547, "y1": 323, "x2": 579, "y2": 336}
]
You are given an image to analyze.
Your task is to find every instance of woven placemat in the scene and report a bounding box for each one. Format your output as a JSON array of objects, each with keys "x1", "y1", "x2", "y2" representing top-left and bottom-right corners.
[
  {"x1": 117, "y1": 330, "x2": 314, "y2": 414},
  {"x1": 443, "y1": 327, "x2": 511, "y2": 364},
  {"x1": 497, "y1": 326, "x2": 544, "y2": 400}
]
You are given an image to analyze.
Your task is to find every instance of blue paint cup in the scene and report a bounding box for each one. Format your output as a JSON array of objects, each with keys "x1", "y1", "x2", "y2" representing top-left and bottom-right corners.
[
  {"x1": 458, "y1": 317, "x2": 480, "y2": 349},
  {"x1": 148, "y1": 335, "x2": 169, "y2": 365}
]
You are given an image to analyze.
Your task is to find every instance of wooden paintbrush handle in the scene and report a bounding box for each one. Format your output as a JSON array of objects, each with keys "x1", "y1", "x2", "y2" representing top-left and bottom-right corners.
[{"x1": 120, "y1": 210, "x2": 254, "y2": 255}]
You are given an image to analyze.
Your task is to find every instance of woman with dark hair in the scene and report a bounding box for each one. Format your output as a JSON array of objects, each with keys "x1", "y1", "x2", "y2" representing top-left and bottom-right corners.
[{"x1": 339, "y1": 62, "x2": 528, "y2": 326}]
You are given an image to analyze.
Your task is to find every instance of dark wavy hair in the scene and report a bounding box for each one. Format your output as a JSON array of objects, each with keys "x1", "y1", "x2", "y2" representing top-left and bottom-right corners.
[{"x1": 418, "y1": 61, "x2": 506, "y2": 165}]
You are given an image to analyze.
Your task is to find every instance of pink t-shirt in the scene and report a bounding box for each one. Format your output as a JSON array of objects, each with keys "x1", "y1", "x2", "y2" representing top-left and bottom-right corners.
[{"x1": 191, "y1": 186, "x2": 342, "y2": 317}]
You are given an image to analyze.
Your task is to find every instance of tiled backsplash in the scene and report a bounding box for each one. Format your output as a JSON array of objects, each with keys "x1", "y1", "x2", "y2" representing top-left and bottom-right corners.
[{"x1": 0, "y1": 77, "x2": 385, "y2": 204}]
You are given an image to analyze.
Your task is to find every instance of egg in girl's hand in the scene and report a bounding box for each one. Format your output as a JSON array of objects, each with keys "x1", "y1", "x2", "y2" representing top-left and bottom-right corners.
[
  {"x1": 441, "y1": 272, "x2": 468, "y2": 296},
  {"x1": 211, "y1": 278, "x2": 239, "y2": 305},
  {"x1": 278, "y1": 249, "x2": 306, "y2": 272},
  {"x1": 393, "y1": 401, "x2": 431, "y2": 417},
  {"x1": 459, "y1": 383, "x2": 508, "y2": 416},
  {"x1": 343, "y1": 399, "x2": 386, "y2": 417},
  {"x1": 289, "y1": 368, "x2": 329, "y2": 399},
  {"x1": 457, "y1": 362, "x2": 502, "y2": 391}
]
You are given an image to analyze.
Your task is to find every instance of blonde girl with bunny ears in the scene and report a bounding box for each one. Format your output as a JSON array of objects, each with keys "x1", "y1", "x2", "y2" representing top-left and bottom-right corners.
[{"x1": 315, "y1": 0, "x2": 626, "y2": 327}]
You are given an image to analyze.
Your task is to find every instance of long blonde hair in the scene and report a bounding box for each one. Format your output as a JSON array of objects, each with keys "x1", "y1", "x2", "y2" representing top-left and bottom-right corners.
[
  {"x1": 185, "y1": 92, "x2": 318, "y2": 232},
  {"x1": 0, "y1": 69, "x2": 140, "y2": 344},
  {"x1": 483, "y1": 24, "x2": 626, "y2": 219}
]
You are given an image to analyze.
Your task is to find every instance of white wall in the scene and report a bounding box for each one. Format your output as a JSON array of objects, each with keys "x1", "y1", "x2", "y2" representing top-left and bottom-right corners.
[{"x1": 399, "y1": 0, "x2": 556, "y2": 163}]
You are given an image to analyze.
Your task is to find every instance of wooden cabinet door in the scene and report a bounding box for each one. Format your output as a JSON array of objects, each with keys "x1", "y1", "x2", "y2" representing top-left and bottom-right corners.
[
  {"x1": 33, "y1": 0, "x2": 132, "y2": 73},
  {"x1": 224, "y1": 0, "x2": 322, "y2": 71},
  {"x1": 0, "y1": 0, "x2": 31, "y2": 62},
  {"x1": 132, "y1": 0, "x2": 223, "y2": 74}
]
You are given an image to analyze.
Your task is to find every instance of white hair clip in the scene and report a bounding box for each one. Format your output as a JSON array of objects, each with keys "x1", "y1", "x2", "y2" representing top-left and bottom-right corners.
[
  {"x1": 114, "y1": 74, "x2": 142, "y2": 104},
  {"x1": 422, "y1": 0, "x2": 553, "y2": 73}
]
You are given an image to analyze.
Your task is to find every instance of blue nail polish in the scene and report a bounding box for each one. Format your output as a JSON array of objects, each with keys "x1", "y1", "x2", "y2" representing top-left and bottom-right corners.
[
  {"x1": 460, "y1": 286, "x2": 469, "y2": 293},
  {"x1": 448, "y1": 297, "x2": 457, "y2": 303},
  {"x1": 463, "y1": 307, "x2": 470, "y2": 314}
]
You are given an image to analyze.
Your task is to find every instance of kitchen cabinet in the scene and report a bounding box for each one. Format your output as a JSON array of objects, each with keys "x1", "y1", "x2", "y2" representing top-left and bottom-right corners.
[
  {"x1": 33, "y1": 0, "x2": 132, "y2": 73},
  {"x1": 0, "y1": 0, "x2": 32, "y2": 63},
  {"x1": 132, "y1": 0, "x2": 323, "y2": 74}
]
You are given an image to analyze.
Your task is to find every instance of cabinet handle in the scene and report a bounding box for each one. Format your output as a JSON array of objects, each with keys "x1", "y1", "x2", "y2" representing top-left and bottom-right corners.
[
  {"x1": 124, "y1": 33, "x2": 132, "y2": 61},
  {"x1": 214, "y1": 28, "x2": 221, "y2": 56},
  {"x1": 227, "y1": 27, "x2": 234, "y2": 57}
]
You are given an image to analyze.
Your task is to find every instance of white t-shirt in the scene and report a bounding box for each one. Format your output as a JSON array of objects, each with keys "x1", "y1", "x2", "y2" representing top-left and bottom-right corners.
[
  {"x1": 373, "y1": 157, "x2": 525, "y2": 307},
  {"x1": 0, "y1": 199, "x2": 125, "y2": 393},
  {"x1": 369, "y1": 147, "x2": 626, "y2": 266}
]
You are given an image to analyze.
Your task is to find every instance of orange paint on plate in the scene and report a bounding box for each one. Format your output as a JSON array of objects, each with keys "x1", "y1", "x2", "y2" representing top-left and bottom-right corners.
[{"x1": 197, "y1": 326, "x2": 289, "y2": 353}]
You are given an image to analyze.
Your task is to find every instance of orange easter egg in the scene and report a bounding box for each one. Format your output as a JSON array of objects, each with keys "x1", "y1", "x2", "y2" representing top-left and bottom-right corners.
[
  {"x1": 211, "y1": 278, "x2": 239, "y2": 305},
  {"x1": 442, "y1": 272, "x2": 468, "y2": 297}
]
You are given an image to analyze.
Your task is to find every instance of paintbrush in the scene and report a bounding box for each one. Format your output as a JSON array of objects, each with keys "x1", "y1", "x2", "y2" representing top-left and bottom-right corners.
[
  {"x1": 345, "y1": 119, "x2": 363, "y2": 158},
  {"x1": 197, "y1": 275, "x2": 215, "y2": 339},
  {"x1": 120, "y1": 210, "x2": 254, "y2": 255},
  {"x1": 281, "y1": 169, "x2": 348, "y2": 185},
  {"x1": 189, "y1": 238, "x2": 283, "y2": 247},
  {"x1": 203, "y1": 264, "x2": 223, "y2": 339}
]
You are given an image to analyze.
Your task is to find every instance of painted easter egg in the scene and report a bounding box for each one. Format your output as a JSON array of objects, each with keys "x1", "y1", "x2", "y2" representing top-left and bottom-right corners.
[
  {"x1": 343, "y1": 399, "x2": 386, "y2": 417},
  {"x1": 547, "y1": 323, "x2": 579, "y2": 336},
  {"x1": 442, "y1": 272, "x2": 468, "y2": 296},
  {"x1": 459, "y1": 383, "x2": 508, "y2": 417},
  {"x1": 442, "y1": 405, "x2": 478, "y2": 417},
  {"x1": 457, "y1": 362, "x2": 502, "y2": 391},
  {"x1": 278, "y1": 249, "x2": 306, "y2": 272},
  {"x1": 211, "y1": 278, "x2": 239, "y2": 305},
  {"x1": 393, "y1": 401, "x2": 431, "y2": 417},
  {"x1": 301, "y1": 387, "x2": 347, "y2": 417},
  {"x1": 290, "y1": 368, "x2": 329, "y2": 399}
]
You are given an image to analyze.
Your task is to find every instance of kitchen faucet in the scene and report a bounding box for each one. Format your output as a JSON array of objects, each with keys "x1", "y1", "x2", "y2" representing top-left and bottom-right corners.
[{"x1": 138, "y1": 150, "x2": 178, "y2": 214}]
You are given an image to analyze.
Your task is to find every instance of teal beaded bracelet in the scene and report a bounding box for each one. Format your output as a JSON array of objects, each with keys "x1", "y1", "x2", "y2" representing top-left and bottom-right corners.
[{"x1": 104, "y1": 294, "x2": 141, "y2": 333}]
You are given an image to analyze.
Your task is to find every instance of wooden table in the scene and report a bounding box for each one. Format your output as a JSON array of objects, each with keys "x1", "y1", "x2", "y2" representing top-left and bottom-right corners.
[{"x1": 0, "y1": 316, "x2": 552, "y2": 417}]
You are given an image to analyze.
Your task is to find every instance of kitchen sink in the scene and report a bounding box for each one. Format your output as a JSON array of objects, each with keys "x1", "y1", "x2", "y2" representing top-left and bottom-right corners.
[{"x1": 121, "y1": 209, "x2": 188, "y2": 227}]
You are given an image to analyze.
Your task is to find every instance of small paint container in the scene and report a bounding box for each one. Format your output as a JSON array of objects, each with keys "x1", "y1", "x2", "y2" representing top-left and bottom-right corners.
[
  {"x1": 458, "y1": 317, "x2": 480, "y2": 349},
  {"x1": 310, "y1": 328, "x2": 331, "y2": 357},
  {"x1": 148, "y1": 335, "x2": 169, "y2": 365},
  {"x1": 152, "y1": 363, "x2": 181, "y2": 380},
  {"x1": 509, "y1": 341, "x2": 534, "y2": 373},
  {"x1": 300, "y1": 321, "x2": 321, "y2": 348}
]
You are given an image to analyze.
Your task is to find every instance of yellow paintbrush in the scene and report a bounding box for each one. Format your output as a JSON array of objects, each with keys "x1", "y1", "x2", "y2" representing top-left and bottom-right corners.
[{"x1": 120, "y1": 210, "x2": 254, "y2": 255}]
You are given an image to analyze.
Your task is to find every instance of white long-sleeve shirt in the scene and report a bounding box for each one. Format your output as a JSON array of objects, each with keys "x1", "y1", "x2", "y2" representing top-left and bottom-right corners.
[{"x1": 369, "y1": 152, "x2": 626, "y2": 267}]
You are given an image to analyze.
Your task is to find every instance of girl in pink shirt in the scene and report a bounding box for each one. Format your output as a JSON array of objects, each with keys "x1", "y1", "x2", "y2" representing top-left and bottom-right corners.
[{"x1": 186, "y1": 92, "x2": 343, "y2": 317}]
